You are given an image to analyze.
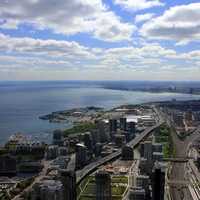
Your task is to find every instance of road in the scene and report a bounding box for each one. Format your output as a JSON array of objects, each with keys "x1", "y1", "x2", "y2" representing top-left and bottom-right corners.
[
  {"x1": 12, "y1": 160, "x2": 52, "y2": 200},
  {"x1": 76, "y1": 121, "x2": 164, "y2": 185},
  {"x1": 157, "y1": 107, "x2": 200, "y2": 200}
]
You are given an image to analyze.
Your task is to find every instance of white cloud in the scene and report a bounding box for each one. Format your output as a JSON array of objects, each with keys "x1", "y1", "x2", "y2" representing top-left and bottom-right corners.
[
  {"x1": 0, "y1": 33, "x2": 94, "y2": 59},
  {"x1": 113, "y1": 0, "x2": 164, "y2": 11},
  {"x1": 140, "y1": 2, "x2": 200, "y2": 44},
  {"x1": 0, "y1": 0, "x2": 135, "y2": 42},
  {"x1": 0, "y1": 33, "x2": 199, "y2": 80},
  {"x1": 135, "y1": 13, "x2": 155, "y2": 23}
]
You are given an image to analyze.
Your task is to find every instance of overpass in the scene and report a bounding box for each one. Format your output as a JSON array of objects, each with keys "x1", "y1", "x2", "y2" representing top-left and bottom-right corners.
[
  {"x1": 167, "y1": 180, "x2": 189, "y2": 187},
  {"x1": 163, "y1": 157, "x2": 190, "y2": 163},
  {"x1": 76, "y1": 121, "x2": 164, "y2": 185}
]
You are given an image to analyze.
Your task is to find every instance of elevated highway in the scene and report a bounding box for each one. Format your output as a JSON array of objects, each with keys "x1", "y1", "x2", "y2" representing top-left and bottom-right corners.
[
  {"x1": 163, "y1": 157, "x2": 190, "y2": 163},
  {"x1": 76, "y1": 121, "x2": 164, "y2": 185}
]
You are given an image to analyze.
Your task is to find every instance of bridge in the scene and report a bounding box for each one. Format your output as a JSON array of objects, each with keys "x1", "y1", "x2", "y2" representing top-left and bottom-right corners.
[
  {"x1": 76, "y1": 121, "x2": 164, "y2": 185},
  {"x1": 167, "y1": 180, "x2": 189, "y2": 187},
  {"x1": 163, "y1": 157, "x2": 190, "y2": 163}
]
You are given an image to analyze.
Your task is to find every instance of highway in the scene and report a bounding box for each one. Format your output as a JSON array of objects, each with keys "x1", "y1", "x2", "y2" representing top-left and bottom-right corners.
[
  {"x1": 157, "y1": 107, "x2": 200, "y2": 200},
  {"x1": 76, "y1": 121, "x2": 164, "y2": 185}
]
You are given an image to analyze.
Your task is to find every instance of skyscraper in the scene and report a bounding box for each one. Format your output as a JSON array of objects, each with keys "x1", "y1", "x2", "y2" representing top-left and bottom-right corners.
[
  {"x1": 60, "y1": 170, "x2": 76, "y2": 200},
  {"x1": 75, "y1": 143, "x2": 87, "y2": 169},
  {"x1": 128, "y1": 122, "x2": 136, "y2": 139},
  {"x1": 53, "y1": 129, "x2": 64, "y2": 146},
  {"x1": 83, "y1": 132, "x2": 93, "y2": 152},
  {"x1": 109, "y1": 119, "x2": 117, "y2": 139},
  {"x1": 152, "y1": 162, "x2": 165, "y2": 200},
  {"x1": 121, "y1": 145, "x2": 134, "y2": 160},
  {"x1": 120, "y1": 117, "x2": 127, "y2": 131},
  {"x1": 96, "y1": 171, "x2": 111, "y2": 200}
]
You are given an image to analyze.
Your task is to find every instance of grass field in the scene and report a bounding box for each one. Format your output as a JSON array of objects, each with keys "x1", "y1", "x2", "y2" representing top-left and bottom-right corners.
[{"x1": 78, "y1": 175, "x2": 128, "y2": 200}]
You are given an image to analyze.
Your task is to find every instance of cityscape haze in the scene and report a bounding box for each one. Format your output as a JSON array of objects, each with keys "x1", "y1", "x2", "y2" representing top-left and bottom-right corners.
[{"x1": 0, "y1": 1, "x2": 200, "y2": 200}]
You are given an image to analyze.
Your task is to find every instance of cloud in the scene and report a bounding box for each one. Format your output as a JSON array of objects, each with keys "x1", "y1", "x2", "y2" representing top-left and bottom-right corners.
[
  {"x1": 113, "y1": 0, "x2": 164, "y2": 11},
  {"x1": 0, "y1": 33, "x2": 94, "y2": 59},
  {"x1": 140, "y1": 2, "x2": 200, "y2": 44},
  {"x1": 0, "y1": 0, "x2": 135, "y2": 42},
  {"x1": 135, "y1": 13, "x2": 155, "y2": 23},
  {"x1": 0, "y1": 33, "x2": 199, "y2": 80}
]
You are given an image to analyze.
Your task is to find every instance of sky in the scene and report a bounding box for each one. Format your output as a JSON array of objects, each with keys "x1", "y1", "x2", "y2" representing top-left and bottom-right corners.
[{"x1": 0, "y1": 0, "x2": 200, "y2": 81}]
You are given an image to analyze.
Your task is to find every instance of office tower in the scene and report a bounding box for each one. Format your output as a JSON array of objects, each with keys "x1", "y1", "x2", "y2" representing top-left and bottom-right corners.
[
  {"x1": 31, "y1": 179, "x2": 63, "y2": 200},
  {"x1": 53, "y1": 129, "x2": 64, "y2": 146},
  {"x1": 120, "y1": 117, "x2": 127, "y2": 131},
  {"x1": 153, "y1": 152, "x2": 163, "y2": 162},
  {"x1": 122, "y1": 145, "x2": 134, "y2": 160},
  {"x1": 60, "y1": 170, "x2": 76, "y2": 200},
  {"x1": 136, "y1": 175, "x2": 150, "y2": 199},
  {"x1": 96, "y1": 120, "x2": 109, "y2": 142},
  {"x1": 129, "y1": 187, "x2": 145, "y2": 200},
  {"x1": 114, "y1": 134, "x2": 126, "y2": 147},
  {"x1": 109, "y1": 119, "x2": 117, "y2": 138},
  {"x1": 143, "y1": 141, "x2": 152, "y2": 161},
  {"x1": 140, "y1": 142, "x2": 144, "y2": 157},
  {"x1": 96, "y1": 171, "x2": 111, "y2": 200},
  {"x1": 139, "y1": 158, "x2": 148, "y2": 175},
  {"x1": 75, "y1": 143, "x2": 87, "y2": 169},
  {"x1": 152, "y1": 143, "x2": 163, "y2": 153},
  {"x1": 152, "y1": 162, "x2": 165, "y2": 200},
  {"x1": 58, "y1": 146, "x2": 68, "y2": 156},
  {"x1": 144, "y1": 141, "x2": 153, "y2": 174},
  {"x1": 128, "y1": 122, "x2": 136, "y2": 139},
  {"x1": 45, "y1": 145, "x2": 59, "y2": 160},
  {"x1": 122, "y1": 130, "x2": 131, "y2": 142},
  {"x1": 83, "y1": 132, "x2": 93, "y2": 152},
  {"x1": 91, "y1": 129, "x2": 101, "y2": 144},
  {"x1": 0, "y1": 155, "x2": 16, "y2": 176},
  {"x1": 94, "y1": 143, "x2": 102, "y2": 157}
]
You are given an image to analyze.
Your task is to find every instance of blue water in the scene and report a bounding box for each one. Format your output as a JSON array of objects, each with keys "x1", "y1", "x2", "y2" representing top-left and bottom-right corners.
[{"x1": 0, "y1": 81, "x2": 199, "y2": 145}]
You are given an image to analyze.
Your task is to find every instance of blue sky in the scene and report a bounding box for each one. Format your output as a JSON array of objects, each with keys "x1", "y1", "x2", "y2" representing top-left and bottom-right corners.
[{"x1": 0, "y1": 0, "x2": 199, "y2": 80}]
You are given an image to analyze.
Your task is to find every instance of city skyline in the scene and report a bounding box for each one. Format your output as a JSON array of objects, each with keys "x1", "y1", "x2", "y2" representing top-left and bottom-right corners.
[{"x1": 0, "y1": 0, "x2": 199, "y2": 81}]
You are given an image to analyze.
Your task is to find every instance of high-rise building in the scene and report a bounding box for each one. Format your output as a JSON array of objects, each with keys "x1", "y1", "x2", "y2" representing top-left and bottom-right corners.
[
  {"x1": 120, "y1": 117, "x2": 127, "y2": 131},
  {"x1": 122, "y1": 130, "x2": 131, "y2": 142},
  {"x1": 139, "y1": 158, "x2": 148, "y2": 174},
  {"x1": 96, "y1": 171, "x2": 112, "y2": 200},
  {"x1": 143, "y1": 141, "x2": 152, "y2": 161},
  {"x1": 129, "y1": 187, "x2": 145, "y2": 200},
  {"x1": 83, "y1": 132, "x2": 93, "y2": 152},
  {"x1": 152, "y1": 143, "x2": 163, "y2": 153},
  {"x1": 114, "y1": 134, "x2": 126, "y2": 147},
  {"x1": 58, "y1": 146, "x2": 68, "y2": 156},
  {"x1": 31, "y1": 179, "x2": 63, "y2": 200},
  {"x1": 140, "y1": 142, "x2": 144, "y2": 157},
  {"x1": 0, "y1": 155, "x2": 16, "y2": 176},
  {"x1": 94, "y1": 143, "x2": 102, "y2": 157},
  {"x1": 152, "y1": 162, "x2": 165, "y2": 200},
  {"x1": 75, "y1": 143, "x2": 87, "y2": 169},
  {"x1": 128, "y1": 122, "x2": 136, "y2": 139},
  {"x1": 60, "y1": 170, "x2": 76, "y2": 200},
  {"x1": 143, "y1": 141, "x2": 153, "y2": 174},
  {"x1": 122, "y1": 145, "x2": 134, "y2": 160},
  {"x1": 152, "y1": 152, "x2": 163, "y2": 162},
  {"x1": 45, "y1": 145, "x2": 59, "y2": 160},
  {"x1": 53, "y1": 129, "x2": 64, "y2": 146},
  {"x1": 109, "y1": 119, "x2": 117, "y2": 138},
  {"x1": 96, "y1": 120, "x2": 109, "y2": 142},
  {"x1": 136, "y1": 175, "x2": 150, "y2": 199},
  {"x1": 91, "y1": 129, "x2": 101, "y2": 144}
]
